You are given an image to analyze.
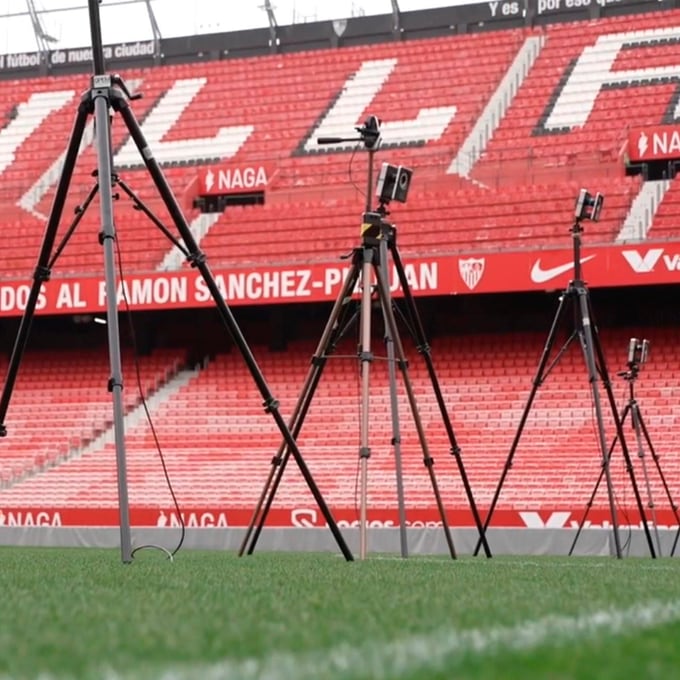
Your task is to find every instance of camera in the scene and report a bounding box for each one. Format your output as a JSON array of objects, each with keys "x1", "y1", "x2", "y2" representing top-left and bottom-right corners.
[
  {"x1": 376, "y1": 162, "x2": 413, "y2": 204},
  {"x1": 574, "y1": 189, "x2": 604, "y2": 222},
  {"x1": 627, "y1": 338, "x2": 650, "y2": 367}
]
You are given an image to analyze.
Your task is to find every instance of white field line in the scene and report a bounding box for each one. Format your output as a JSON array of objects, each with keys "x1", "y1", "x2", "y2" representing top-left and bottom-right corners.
[{"x1": 88, "y1": 598, "x2": 680, "y2": 680}]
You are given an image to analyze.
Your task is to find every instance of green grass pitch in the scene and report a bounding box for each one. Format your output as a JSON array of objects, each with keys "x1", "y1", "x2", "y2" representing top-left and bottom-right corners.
[{"x1": 0, "y1": 547, "x2": 679, "y2": 679}]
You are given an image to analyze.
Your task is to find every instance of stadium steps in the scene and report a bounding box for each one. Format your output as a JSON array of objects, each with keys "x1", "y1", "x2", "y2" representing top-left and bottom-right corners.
[{"x1": 0, "y1": 348, "x2": 185, "y2": 490}]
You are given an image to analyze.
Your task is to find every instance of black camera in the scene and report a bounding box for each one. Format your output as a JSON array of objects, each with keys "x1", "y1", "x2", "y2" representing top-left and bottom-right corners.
[
  {"x1": 376, "y1": 162, "x2": 413, "y2": 204},
  {"x1": 628, "y1": 338, "x2": 650, "y2": 367},
  {"x1": 574, "y1": 189, "x2": 604, "y2": 222}
]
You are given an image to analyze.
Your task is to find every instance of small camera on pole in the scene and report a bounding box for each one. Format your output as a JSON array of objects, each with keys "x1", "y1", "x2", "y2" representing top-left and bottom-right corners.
[
  {"x1": 627, "y1": 337, "x2": 650, "y2": 369},
  {"x1": 574, "y1": 188, "x2": 604, "y2": 222},
  {"x1": 376, "y1": 162, "x2": 413, "y2": 205}
]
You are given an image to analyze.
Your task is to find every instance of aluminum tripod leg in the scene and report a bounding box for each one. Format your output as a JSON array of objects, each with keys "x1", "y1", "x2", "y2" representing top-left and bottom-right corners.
[
  {"x1": 574, "y1": 285, "x2": 624, "y2": 558},
  {"x1": 0, "y1": 92, "x2": 134, "y2": 564},
  {"x1": 377, "y1": 238, "x2": 408, "y2": 558},
  {"x1": 239, "y1": 258, "x2": 362, "y2": 557},
  {"x1": 358, "y1": 246, "x2": 374, "y2": 559},
  {"x1": 630, "y1": 400, "x2": 662, "y2": 555},
  {"x1": 389, "y1": 242, "x2": 491, "y2": 557},
  {"x1": 372, "y1": 244, "x2": 457, "y2": 559},
  {"x1": 585, "y1": 296, "x2": 656, "y2": 558},
  {"x1": 113, "y1": 94, "x2": 353, "y2": 562}
]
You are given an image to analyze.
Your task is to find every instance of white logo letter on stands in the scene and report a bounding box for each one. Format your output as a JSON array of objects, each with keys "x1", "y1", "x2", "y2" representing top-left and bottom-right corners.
[
  {"x1": 519, "y1": 511, "x2": 570, "y2": 529},
  {"x1": 622, "y1": 248, "x2": 664, "y2": 273},
  {"x1": 304, "y1": 59, "x2": 456, "y2": 151},
  {"x1": 544, "y1": 27, "x2": 680, "y2": 131},
  {"x1": 0, "y1": 90, "x2": 75, "y2": 177},
  {"x1": 114, "y1": 78, "x2": 254, "y2": 167}
]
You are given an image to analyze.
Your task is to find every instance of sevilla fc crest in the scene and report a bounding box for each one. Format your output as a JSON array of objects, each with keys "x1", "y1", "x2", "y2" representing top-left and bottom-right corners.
[{"x1": 458, "y1": 257, "x2": 485, "y2": 290}]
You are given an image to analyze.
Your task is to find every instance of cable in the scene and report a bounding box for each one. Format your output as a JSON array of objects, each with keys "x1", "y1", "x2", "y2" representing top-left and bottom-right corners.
[
  {"x1": 348, "y1": 141, "x2": 365, "y2": 200},
  {"x1": 113, "y1": 232, "x2": 186, "y2": 560}
]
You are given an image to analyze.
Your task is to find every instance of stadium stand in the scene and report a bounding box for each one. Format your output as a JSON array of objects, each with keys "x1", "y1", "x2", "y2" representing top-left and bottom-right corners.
[
  {"x1": 3, "y1": 10, "x2": 680, "y2": 278},
  {"x1": 1, "y1": 324, "x2": 678, "y2": 529},
  {"x1": 1, "y1": 3, "x2": 680, "y2": 539}
]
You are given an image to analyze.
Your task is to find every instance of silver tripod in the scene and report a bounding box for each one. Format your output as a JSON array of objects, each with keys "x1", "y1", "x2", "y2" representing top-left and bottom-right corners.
[
  {"x1": 240, "y1": 118, "x2": 491, "y2": 560},
  {"x1": 570, "y1": 338, "x2": 680, "y2": 557}
]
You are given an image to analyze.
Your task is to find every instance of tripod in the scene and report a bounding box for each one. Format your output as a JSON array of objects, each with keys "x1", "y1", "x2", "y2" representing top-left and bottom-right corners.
[
  {"x1": 0, "y1": 0, "x2": 352, "y2": 564},
  {"x1": 569, "y1": 360, "x2": 680, "y2": 557},
  {"x1": 240, "y1": 132, "x2": 491, "y2": 560},
  {"x1": 474, "y1": 213, "x2": 656, "y2": 559}
]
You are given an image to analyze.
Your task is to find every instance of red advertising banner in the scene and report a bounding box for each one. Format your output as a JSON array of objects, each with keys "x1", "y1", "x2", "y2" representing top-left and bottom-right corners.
[
  {"x1": 0, "y1": 241, "x2": 678, "y2": 318},
  {"x1": 0, "y1": 505, "x2": 677, "y2": 529},
  {"x1": 197, "y1": 163, "x2": 272, "y2": 195},
  {"x1": 627, "y1": 124, "x2": 680, "y2": 163}
]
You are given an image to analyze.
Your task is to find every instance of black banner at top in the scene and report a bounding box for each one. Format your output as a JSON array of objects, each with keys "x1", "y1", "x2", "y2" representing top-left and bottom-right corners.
[
  {"x1": 0, "y1": 40, "x2": 155, "y2": 73},
  {"x1": 0, "y1": 0, "x2": 666, "y2": 77}
]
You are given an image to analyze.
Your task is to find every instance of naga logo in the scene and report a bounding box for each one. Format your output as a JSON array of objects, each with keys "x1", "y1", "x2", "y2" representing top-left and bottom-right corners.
[
  {"x1": 204, "y1": 169, "x2": 215, "y2": 193},
  {"x1": 621, "y1": 248, "x2": 664, "y2": 273},
  {"x1": 637, "y1": 130, "x2": 649, "y2": 159}
]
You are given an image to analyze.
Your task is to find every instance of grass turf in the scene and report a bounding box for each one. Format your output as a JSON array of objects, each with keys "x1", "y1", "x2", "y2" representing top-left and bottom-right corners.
[{"x1": 0, "y1": 547, "x2": 679, "y2": 679}]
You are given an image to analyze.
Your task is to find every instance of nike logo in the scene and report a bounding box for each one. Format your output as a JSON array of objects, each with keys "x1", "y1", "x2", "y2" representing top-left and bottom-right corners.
[{"x1": 530, "y1": 255, "x2": 596, "y2": 284}]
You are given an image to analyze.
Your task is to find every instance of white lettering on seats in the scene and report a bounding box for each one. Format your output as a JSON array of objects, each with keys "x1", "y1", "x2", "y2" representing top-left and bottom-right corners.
[
  {"x1": 114, "y1": 77, "x2": 253, "y2": 167},
  {"x1": 304, "y1": 59, "x2": 456, "y2": 151},
  {"x1": 0, "y1": 90, "x2": 74, "y2": 177},
  {"x1": 544, "y1": 27, "x2": 680, "y2": 131}
]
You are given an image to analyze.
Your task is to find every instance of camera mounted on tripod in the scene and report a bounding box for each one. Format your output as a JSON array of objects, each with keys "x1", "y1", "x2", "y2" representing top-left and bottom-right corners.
[
  {"x1": 628, "y1": 337, "x2": 650, "y2": 369},
  {"x1": 574, "y1": 188, "x2": 604, "y2": 222},
  {"x1": 376, "y1": 162, "x2": 413, "y2": 206},
  {"x1": 618, "y1": 337, "x2": 650, "y2": 381}
]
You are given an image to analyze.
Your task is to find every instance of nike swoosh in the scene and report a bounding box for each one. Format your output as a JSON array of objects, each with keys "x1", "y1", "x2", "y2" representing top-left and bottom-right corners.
[{"x1": 530, "y1": 255, "x2": 596, "y2": 284}]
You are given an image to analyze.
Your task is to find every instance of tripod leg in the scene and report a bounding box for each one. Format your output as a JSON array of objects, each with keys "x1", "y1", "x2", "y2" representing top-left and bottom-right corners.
[
  {"x1": 586, "y1": 295, "x2": 655, "y2": 558},
  {"x1": 631, "y1": 403, "x2": 662, "y2": 556},
  {"x1": 374, "y1": 256, "x2": 457, "y2": 559},
  {"x1": 473, "y1": 291, "x2": 573, "y2": 556},
  {"x1": 114, "y1": 99, "x2": 353, "y2": 561},
  {"x1": 358, "y1": 247, "x2": 375, "y2": 560},
  {"x1": 0, "y1": 95, "x2": 137, "y2": 564},
  {"x1": 568, "y1": 404, "x2": 628, "y2": 556},
  {"x1": 575, "y1": 287, "x2": 624, "y2": 558},
  {"x1": 390, "y1": 243, "x2": 490, "y2": 557},
  {"x1": 0, "y1": 99, "x2": 90, "y2": 433},
  {"x1": 240, "y1": 260, "x2": 362, "y2": 556},
  {"x1": 636, "y1": 410, "x2": 680, "y2": 557},
  {"x1": 377, "y1": 240, "x2": 408, "y2": 558},
  {"x1": 92, "y1": 88, "x2": 134, "y2": 564}
]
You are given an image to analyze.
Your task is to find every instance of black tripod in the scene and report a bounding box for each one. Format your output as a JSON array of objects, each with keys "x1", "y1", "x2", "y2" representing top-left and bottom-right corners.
[
  {"x1": 240, "y1": 124, "x2": 491, "y2": 560},
  {"x1": 474, "y1": 197, "x2": 656, "y2": 559},
  {"x1": 0, "y1": 0, "x2": 352, "y2": 564},
  {"x1": 570, "y1": 353, "x2": 680, "y2": 557}
]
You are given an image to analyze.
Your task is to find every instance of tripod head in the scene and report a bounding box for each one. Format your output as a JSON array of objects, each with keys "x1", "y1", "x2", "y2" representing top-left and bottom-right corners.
[{"x1": 317, "y1": 115, "x2": 382, "y2": 149}]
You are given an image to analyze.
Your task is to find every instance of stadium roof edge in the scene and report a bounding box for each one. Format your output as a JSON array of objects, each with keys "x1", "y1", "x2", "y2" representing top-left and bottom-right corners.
[{"x1": 0, "y1": 0, "x2": 671, "y2": 80}]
